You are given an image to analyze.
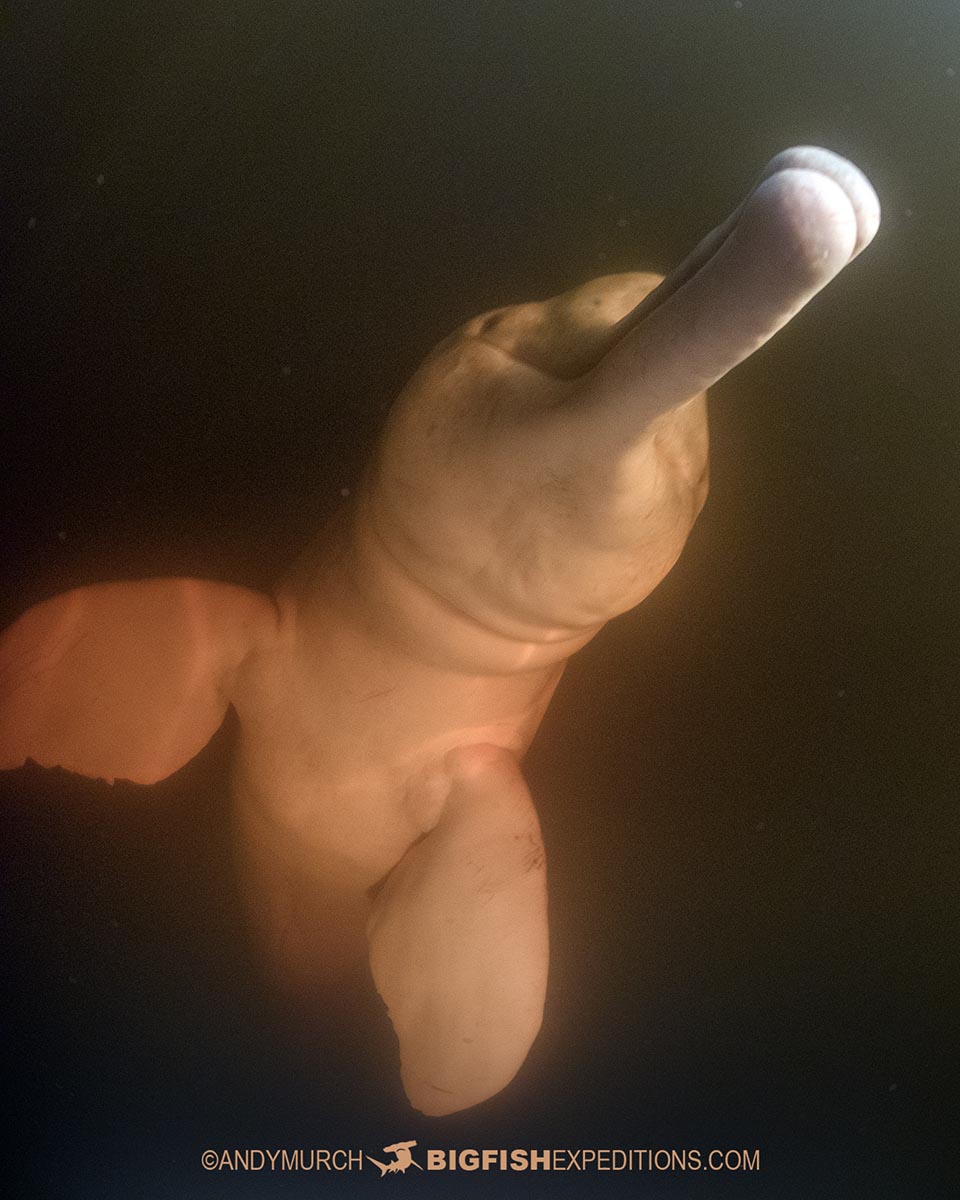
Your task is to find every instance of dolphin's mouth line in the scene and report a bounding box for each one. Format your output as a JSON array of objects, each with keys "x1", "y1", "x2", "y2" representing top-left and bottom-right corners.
[
  {"x1": 608, "y1": 214, "x2": 738, "y2": 349},
  {"x1": 605, "y1": 146, "x2": 879, "y2": 361}
]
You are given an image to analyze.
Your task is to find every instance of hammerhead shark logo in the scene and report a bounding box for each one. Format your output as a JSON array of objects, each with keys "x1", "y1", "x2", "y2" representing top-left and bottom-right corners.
[{"x1": 366, "y1": 1139, "x2": 423, "y2": 1176}]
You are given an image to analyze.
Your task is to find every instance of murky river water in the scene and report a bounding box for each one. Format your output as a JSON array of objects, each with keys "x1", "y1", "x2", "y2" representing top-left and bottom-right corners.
[{"x1": 1, "y1": 4, "x2": 957, "y2": 1196}]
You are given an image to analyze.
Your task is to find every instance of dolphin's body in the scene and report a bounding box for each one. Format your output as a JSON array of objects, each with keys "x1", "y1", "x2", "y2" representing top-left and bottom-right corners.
[{"x1": 0, "y1": 147, "x2": 879, "y2": 1115}]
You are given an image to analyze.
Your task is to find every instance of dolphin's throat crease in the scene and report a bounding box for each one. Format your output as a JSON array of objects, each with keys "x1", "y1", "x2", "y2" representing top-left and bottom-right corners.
[{"x1": 0, "y1": 147, "x2": 879, "y2": 1116}]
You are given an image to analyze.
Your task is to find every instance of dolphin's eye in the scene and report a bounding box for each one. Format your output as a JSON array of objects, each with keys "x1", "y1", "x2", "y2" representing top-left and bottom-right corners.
[{"x1": 479, "y1": 312, "x2": 505, "y2": 334}]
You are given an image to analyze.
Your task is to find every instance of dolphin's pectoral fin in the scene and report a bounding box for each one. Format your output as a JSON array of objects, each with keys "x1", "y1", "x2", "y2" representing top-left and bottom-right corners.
[
  {"x1": 0, "y1": 578, "x2": 278, "y2": 785},
  {"x1": 367, "y1": 745, "x2": 548, "y2": 1117}
]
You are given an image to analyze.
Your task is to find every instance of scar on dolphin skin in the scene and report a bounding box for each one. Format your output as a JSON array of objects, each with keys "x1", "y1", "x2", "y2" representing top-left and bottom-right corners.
[{"x1": 0, "y1": 147, "x2": 879, "y2": 1116}]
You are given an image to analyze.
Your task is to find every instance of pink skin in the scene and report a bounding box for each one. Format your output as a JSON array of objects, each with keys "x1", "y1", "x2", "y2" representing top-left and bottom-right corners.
[{"x1": 0, "y1": 147, "x2": 879, "y2": 1115}]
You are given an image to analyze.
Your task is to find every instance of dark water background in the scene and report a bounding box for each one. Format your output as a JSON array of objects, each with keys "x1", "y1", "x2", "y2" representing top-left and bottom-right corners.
[{"x1": 1, "y1": 2, "x2": 957, "y2": 1196}]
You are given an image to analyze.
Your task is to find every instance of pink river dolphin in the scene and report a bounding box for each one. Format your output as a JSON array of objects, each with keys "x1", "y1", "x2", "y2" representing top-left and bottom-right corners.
[{"x1": 0, "y1": 147, "x2": 879, "y2": 1115}]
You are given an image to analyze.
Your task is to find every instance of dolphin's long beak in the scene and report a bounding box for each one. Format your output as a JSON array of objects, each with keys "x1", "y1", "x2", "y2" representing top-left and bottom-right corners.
[{"x1": 578, "y1": 146, "x2": 880, "y2": 422}]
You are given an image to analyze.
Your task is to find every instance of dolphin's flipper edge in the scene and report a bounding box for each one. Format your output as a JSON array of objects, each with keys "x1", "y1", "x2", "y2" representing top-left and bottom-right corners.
[{"x1": 0, "y1": 578, "x2": 277, "y2": 785}]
